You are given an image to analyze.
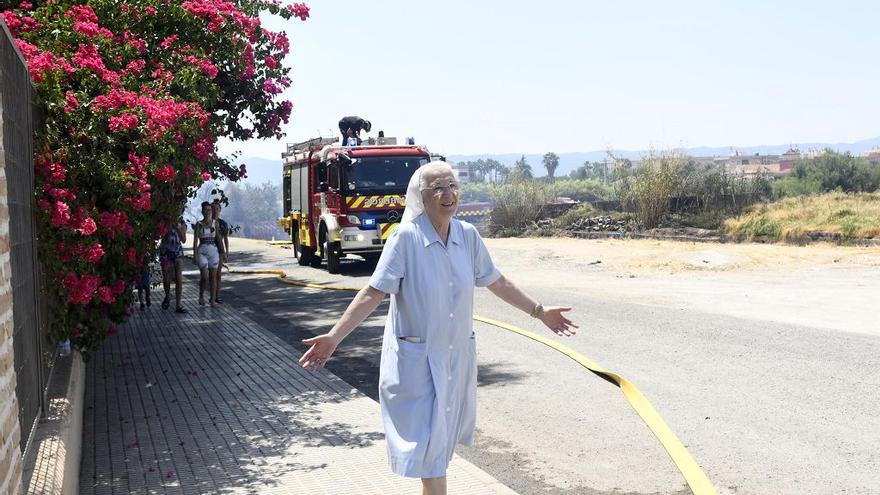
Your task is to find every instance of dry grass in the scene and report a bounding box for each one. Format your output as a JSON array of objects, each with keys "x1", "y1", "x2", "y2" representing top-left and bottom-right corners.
[{"x1": 724, "y1": 192, "x2": 880, "y2": 242}]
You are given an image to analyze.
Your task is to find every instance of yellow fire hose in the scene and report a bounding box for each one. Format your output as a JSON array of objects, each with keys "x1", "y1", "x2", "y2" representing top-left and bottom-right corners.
[{"x1": 228, "y1": 265, "x2": 718, "y2": 495}]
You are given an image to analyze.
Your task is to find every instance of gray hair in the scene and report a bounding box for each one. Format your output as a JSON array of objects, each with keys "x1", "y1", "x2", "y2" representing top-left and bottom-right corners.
[{"x1": 419, "y1": 161, "x2": 455, "y2": 189}]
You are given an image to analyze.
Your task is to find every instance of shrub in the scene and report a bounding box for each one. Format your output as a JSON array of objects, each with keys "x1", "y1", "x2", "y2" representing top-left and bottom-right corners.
[
  {"x1": 615, "y1": 151, "x2": 682, "y2": 228},
  {"x1": 2, "y1": 0, "x2": 309, "y2": 355},
  {"x1": 772, "y1": 176, "x2": 823, "y2": 198},
  {"x1": 550, "y1": 179, "x2": 613, "y2": 202},
  {"x1": 774, "y1": 150, "x2": 880, "y2": 199},
  {"x1": 489, "y1": 182, "x2": 553, "y2": 235},
  {"x1": 460, "y1": 182, "x2": 493, "y2": 203}
]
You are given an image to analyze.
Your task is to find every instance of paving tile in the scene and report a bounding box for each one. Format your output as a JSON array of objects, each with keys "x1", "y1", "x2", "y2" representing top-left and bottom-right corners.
[{"x1": 81, "y1": 282, "x2": 517, "y2": 494}]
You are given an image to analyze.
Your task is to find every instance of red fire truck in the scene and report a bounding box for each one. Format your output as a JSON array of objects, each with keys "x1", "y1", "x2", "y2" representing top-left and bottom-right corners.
[{"x1": 280, "y1": 136, "x2": 433, "y2": 273}]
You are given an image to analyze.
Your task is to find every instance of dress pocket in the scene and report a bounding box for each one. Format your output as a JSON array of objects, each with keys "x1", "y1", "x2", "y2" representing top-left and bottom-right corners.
[{"x1": 382, "y1": 341, "x2": 432, "y2": 402}]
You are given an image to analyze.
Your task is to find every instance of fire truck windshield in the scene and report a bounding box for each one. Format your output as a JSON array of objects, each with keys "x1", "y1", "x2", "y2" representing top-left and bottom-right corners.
[{"x1": 343, "y1": 156, "x2": 429, "y2": 195}]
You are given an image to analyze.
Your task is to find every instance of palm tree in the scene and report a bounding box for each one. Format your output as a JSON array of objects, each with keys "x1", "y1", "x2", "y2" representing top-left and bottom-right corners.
[
  {"x1": 510, "y1": 155, "x2": 533, "y2": 182},
  {"x1": 542, "y1": 152, "x2": 560, "y2": 182}
]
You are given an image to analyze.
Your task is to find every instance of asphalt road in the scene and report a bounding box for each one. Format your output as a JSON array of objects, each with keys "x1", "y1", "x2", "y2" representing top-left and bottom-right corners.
[{"x1": 207, "y1": 238, "x2": 880, "y2": 495}]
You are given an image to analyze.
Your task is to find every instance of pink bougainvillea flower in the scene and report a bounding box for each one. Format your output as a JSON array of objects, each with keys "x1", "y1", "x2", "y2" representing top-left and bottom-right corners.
[
  {"x1": 83, "y1": 243, "x2": 105, "y2": 263},
  {"x1": 50, "y1": 201, "x2": 71, "y2": 228},
  {"x1": 75, "y1": 217, "x2": 98, "y2": 236},
  {"x1": 108, "y1": 113, "x2": 140, "y2": 133},
  {"x1": 286, "y1": 3, "x2": 310, "y2": 21},
  {"x1": 64, "y1": 91, "x2": 79, "y2": 112},
  {"x1": 71, "y1": 43, "x2": 107, "y2": 75},
  {"x1": 62, "y1": 273, "x2": 101, "y2": 305},
  {"x1": 97, "y1": 286, "x2": 116, "y2": 304},
  {"x1": 155, "y1": 164, "x2": 176, "y2": 182},
  {"x1": 125, "y1": 247, "x2": 137, "y2": 264}
]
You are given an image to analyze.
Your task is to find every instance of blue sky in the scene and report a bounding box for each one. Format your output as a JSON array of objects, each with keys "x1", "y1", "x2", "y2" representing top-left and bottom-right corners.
[{"x1": 217, "y1": 0, "x2": 879, "y2": 160}]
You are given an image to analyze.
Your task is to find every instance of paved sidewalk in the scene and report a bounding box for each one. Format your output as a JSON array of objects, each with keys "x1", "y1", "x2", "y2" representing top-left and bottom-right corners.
[{"x1": 79, "y1": 282, "x2": 517, "y2": 494}]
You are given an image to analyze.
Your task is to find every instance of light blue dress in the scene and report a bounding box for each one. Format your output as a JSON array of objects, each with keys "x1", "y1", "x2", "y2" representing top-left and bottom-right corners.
[{"x1": 368, "y1": 213, "x2": 501, "y2": 478}]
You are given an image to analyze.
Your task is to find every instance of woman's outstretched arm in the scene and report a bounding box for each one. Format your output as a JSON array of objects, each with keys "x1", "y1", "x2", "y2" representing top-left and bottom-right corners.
[
  {"x1": 299, "y1": 285, "x2": 386, "y2": 371},
  {"x1": 487, "y1": 274, "x2": 578, "y2": 336}
]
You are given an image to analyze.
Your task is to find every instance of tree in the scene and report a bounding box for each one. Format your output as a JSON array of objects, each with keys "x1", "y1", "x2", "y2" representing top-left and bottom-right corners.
[
  {"x1": 542, "y1": 152, "x2": 560, "y2": 181},
  {"x1": 570, "y1": 161, "x2": 595, "y2": 180},
  {"x1": 494, "y1": 162, "x2": 510, "y2": 183},
  {"x1": 2, "y1": 0, "x2": 309, "y2": 353},
  {"x1": 611, "y1": 158, "x2": 633, "y2": 182},
  {"x1": 462, "y1": 160, "x2": 484, "y2": 183},
  {"x1": 510, "y1": 155, "x2": 533, "y2": 182}
]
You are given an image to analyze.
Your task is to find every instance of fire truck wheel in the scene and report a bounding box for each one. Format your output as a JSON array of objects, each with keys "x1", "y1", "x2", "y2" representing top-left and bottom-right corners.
[
  {"x1": 309, "y1": 250, "x2": 323, "y2": 268},
  {"x1": 294, "y1": 230, "x2": 315, "y2": 266},
  {"x1": 325, "y1": 240, "x2": 342, "y2": 274}
]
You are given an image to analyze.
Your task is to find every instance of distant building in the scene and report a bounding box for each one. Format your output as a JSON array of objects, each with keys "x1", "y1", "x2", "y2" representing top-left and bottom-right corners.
[
  {"x1": 722, "y1": 150, "x2": 793, "y2": 178},
  {"x1": 861, "y1": 149, "x2": 880, "y2": 165},
  {"x1": 450, "y1": 162, "x2": 471, "y2": 183},
  {"x1": 779, "y1": 148, "x2": 802, "y2": 172}
]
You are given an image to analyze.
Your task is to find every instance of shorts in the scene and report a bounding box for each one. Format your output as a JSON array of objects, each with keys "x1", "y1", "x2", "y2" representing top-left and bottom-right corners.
[
  {"x1": 135, "y1": 270, "x2": 151, "y2": 290},
  {"x1": 197, "y1": 243, "x2": 220, "y2": 269},
  {"x1": 160, "y1": 250, "x2": 182, "y2": 264}
]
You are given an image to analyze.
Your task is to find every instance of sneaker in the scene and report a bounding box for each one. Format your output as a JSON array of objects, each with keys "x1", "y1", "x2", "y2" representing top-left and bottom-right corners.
[
  {"x1": 139, "y1": 302, "x2": 145, "y2": 311},
  {"x1": 161, "y1": 297, "x2": 170, "y2": 310},
  {"x1": 175, "y1": 307, "x2": 188, "y2": 314}
]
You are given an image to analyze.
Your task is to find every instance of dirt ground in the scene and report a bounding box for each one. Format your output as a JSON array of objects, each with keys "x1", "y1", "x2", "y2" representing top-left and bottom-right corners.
[
  {"x1": 224, "y1": 236, "x2": 880, "y2": 493},
  {"x1": 483, "y1": 237, "x2": 880, "y2": 337}
]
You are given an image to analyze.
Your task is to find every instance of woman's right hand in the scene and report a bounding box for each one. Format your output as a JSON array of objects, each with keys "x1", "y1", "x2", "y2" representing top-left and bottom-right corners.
[{"x1": 299, "y1": 334, "x2": 340, "y2": 372}]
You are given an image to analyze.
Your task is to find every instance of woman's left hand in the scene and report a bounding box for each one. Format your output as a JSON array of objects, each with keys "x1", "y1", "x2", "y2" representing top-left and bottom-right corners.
[{"x1": 538, "y1": 307, "x2": 578, "y2": 336}]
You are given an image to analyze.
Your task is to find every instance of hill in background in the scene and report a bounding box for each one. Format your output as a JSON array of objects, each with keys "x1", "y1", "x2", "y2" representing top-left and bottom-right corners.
[
  {"x1": 448, "y1": 136, "x2": 880, "y2": 177},
  {"x1": 235, "y1": 136, "x2": 880, "y2": 185}
]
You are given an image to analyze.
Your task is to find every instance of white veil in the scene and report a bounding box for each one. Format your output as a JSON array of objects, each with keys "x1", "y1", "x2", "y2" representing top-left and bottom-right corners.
[
  {"x1": 401, "y1": 165, "x2": 426, "y2": 223},
  {"x1": 402, "y1": 161, "x2": 452, "y2": 223}
]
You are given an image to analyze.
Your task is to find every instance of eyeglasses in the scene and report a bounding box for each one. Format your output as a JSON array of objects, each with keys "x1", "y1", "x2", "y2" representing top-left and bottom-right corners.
[{"x1": 421, "y1": 181, "x2": 460, "y2": 197}]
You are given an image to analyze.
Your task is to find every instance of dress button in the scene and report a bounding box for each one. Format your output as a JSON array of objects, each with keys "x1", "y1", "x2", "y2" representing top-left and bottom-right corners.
[
  {"x1": 446, "y1": 407, "x2": 451, "y2": 412},
  {"x1": 448, "y1": 282, "x2": 453, "y2": 287},
  {"x1": 448, "y1": 376, "x2": 452, "y2": 381},
  {"x1": 448, "y1": 345, "x2": 453, "y2": 350},
  {"x1": 448, "y1": 313, "x2": 454, "y2": 318}
]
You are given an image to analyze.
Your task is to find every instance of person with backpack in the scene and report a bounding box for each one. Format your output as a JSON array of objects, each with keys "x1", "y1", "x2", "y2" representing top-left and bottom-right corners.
[
  {"x1": 193, "y1": 201, "x2": 222, "y2": 306},
  {"x1": 212, "y1": 200, "x2": 230, "y2": 303},
  {"x1": 160, "y1": 214, "x2": 188, "y2": 313}
]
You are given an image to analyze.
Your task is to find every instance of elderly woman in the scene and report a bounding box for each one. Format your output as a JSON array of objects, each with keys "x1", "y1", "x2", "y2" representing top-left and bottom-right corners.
[{"x1": 299, "y1": 162, "x2": 577, "y2": 495}]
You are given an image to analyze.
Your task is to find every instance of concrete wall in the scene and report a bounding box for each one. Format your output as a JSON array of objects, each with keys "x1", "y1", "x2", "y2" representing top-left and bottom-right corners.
[{"x1": 0, "y1": 72, "x2": 23, "y2": 495}]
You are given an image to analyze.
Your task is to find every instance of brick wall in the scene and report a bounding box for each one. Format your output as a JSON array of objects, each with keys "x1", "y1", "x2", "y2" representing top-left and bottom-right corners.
[{"x1": 0, "y1": 90, "x2": 22, "y2": 495}]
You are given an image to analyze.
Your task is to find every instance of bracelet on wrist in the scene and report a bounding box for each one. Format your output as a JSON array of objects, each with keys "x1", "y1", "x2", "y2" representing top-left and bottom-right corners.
[{"x1": 530, "y1": 303, "x2": 544, "y2": 318}]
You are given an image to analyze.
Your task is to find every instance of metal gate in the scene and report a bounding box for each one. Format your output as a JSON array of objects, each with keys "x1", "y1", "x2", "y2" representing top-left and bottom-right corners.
[{"x1": 1, "y1": 22, "x2": 49, "y2": 453}]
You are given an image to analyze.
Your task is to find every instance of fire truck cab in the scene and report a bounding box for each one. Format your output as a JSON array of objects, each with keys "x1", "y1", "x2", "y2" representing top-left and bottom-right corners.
[{"x1": 281, "y1": 136, "x2": 432, "y2": 273}]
